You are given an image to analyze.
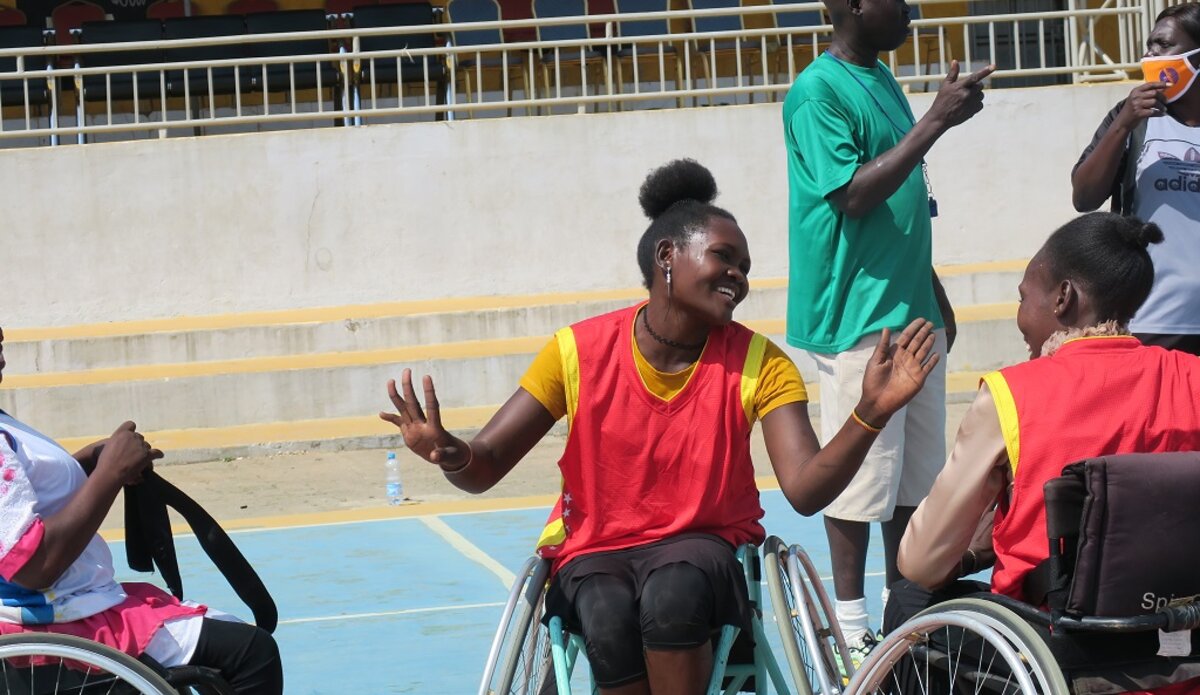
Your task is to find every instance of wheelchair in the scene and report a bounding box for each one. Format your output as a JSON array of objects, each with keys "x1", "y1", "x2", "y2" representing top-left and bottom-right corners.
[
  {"x1": 848, "y1": 452, "x2": 1200, "y2": 695},
  {"x1": 480, "y1": 536, "x2": 856, "y2": 695},
  {"x1": 762, "y1": 536, "x2": 857, "y2": 695},
  {"x1": 0, "y1": 470, "x2": 276, "y2": 695},
  {"x1": 0, "y1": 627, "x2": 246, "y2": 695}
]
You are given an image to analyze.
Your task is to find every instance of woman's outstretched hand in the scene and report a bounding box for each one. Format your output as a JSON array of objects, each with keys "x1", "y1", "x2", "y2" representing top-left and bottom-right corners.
[
  {"x1": 379, "y1": 369, "x2": 468, "y2": 468},
  {"x1": 858, "y1": 318, "x2": 940, "y2": 427}
]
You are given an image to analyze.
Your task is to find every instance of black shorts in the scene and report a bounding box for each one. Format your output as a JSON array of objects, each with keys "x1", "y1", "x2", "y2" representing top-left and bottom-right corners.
[{"x1": 543, "y1": 533, "x2": 752, "y2": 635}]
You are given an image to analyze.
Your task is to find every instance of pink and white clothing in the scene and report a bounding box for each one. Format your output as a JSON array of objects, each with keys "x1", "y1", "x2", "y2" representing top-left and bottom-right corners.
[{"x1": 0, "y1": 412, "x2": 216, "y2": 665}]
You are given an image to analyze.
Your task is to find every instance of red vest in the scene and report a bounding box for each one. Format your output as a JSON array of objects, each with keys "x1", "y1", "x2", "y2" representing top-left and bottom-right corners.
[
  {"x1": 535, "y1": 305, "x2": 767, "y2": 573},
  {"x1": 984, "y1": 337, "x2": 1200, "y2": 600}
]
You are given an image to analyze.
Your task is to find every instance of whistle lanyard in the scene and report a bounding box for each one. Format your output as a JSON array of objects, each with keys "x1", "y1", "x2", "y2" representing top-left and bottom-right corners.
[{"x1": 824, "y1": 52, "x2": 938, "y2": 217}]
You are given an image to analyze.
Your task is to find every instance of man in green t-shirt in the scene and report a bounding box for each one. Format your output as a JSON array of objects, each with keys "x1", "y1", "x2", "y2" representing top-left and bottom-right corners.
[{"x1": 782, "y1": 0, "x2": 994, "y2": 666}]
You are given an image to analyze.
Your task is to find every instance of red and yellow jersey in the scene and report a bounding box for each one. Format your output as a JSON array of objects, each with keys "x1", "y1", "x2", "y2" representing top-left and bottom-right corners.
[
  {"x1": 519, "y1": 304, "x2": 807, "y2": 573},
  {"x1": 983, "y1": 336, "x2": 1200, "y2": 601}
]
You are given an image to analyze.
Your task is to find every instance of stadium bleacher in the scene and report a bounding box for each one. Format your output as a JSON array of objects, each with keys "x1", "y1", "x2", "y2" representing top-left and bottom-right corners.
[{"x1": 0, "y1": 0, "x2": 1146, "y2": 145}]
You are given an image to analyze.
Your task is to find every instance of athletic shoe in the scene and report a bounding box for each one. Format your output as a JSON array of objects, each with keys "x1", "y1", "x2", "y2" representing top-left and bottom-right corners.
[{"x1": 835, "y1": 629, "x2": 878, "y2": 683}]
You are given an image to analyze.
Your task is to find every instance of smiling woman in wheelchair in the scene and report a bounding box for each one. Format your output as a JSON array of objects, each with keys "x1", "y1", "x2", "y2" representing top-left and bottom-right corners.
[
  {"x1": 381, "y1": 159, "x2": 941, "y2": 695},
  {"x1": 892, "y1": 212, "x2": 1200, "y2": 694}
]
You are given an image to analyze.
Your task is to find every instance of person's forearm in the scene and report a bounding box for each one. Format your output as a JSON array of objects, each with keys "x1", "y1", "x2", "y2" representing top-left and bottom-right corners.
[
  {"x1": 834, "y1": 117, "x2": 945, "y2": 218},
  {"x1": 438, "y1": 436, "x2": 507, "y2": 494},
  {"x1": 10, "y1": 472, "x2": 123, "y2": 589},
  {"x1": 897, "y1": 505, "x2": 976, "y2": 590},
  {"x1": 898, "y1": 387, "x2": 1007, "y2": 590},
  {"x1": 71, "y1": 440, "x2": 105, "y2": 476},
  {"x1": 1072, "y1": 124, "x2": 1131, "y2": 212},
  {"x1": 777, "y1": 406, "x2": 888, "y2": 516}
]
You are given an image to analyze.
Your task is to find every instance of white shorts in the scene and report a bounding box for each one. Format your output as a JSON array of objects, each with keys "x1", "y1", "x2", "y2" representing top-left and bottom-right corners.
[
  {"x1": 143, "y1": 605, "x2": 242, "y2": 668},
  {"x1": 808, "y1": 329, "x2": 948, "y2": 522}
]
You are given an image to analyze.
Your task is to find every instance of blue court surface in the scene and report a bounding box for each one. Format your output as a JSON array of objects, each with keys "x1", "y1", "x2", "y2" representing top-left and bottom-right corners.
[{"x1": 112, "y1": 490, "x2": 892, "y2": 694}]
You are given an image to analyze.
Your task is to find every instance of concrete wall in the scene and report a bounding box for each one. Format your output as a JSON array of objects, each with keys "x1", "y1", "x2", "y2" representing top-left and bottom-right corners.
[{"x1": 1, "y1": 80, "x2": 1129, "y2": 328}]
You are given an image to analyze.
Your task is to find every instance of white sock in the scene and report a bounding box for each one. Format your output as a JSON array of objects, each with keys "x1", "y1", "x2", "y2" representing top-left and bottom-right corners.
[
  {"x1": 881, "y1": 586, "x2": 891, "y2": 616},
  {"x1": 835, "y1": 598, "x2": 870, "y2": 646}
]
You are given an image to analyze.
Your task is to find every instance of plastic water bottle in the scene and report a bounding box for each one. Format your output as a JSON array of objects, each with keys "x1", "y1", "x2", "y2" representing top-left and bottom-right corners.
[{"x1": 385, "y1": 451, "x2": 403, "y2": 505}]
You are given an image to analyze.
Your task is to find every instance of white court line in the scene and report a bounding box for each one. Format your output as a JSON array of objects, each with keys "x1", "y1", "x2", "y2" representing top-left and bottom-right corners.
[
  {"x1": 278, "y1": 601, "x2": 505, "y2": 626},
  {"x1": 277, "y1": 571, "x2": 889, "y2": 627},
  {"x1": 211, "y1": 501, "x2": 553, "y2": 536},
  {"x1": 420, "y1": 515, "x2": 518, "y2": 588}
]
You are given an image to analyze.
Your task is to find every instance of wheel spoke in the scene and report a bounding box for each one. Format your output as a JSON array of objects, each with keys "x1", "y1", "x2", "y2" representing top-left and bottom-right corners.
[
  {"x1": 0, "y1": 633, "x2": 174, "y2": 694},
  {"x1": 856, "y1": 609, "x2": 1058, "y2": 695}
]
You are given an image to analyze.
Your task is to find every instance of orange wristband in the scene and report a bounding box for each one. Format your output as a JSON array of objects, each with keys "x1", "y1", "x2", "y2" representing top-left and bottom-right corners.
[{"x1": 850, "y1": 409, "x2": 883, "y2": 434}]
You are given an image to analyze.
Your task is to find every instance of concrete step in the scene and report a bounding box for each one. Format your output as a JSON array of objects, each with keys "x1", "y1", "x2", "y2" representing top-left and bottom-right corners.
[
  {"x1": 53, "y1": 369, "x2": 994, "y2": 465},
  {"x1": 0, "y1": 260, "x2": 1029, "y2": 462},
  {"x1": 0, "y1": 312, "x2": 1026, "y2": 446},
  {"x1": 3, "y1": 261, "x2": 1024, "y2": 373}
]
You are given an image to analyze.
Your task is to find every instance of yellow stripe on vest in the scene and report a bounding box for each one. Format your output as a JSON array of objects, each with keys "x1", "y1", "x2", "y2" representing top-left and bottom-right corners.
[
  {"x1": 536, "y1": 516, "x2": 566, "y2": 551},
  {"x1": 556, "y1": 327, "x2": 581, "y2": 430},
  {"x1": 982, "y1": 371, "x2": 1021, "y2": 474},
  {"x1": 740, "y1": 333, "x2": 768, "y2": 427},
  {"x1": 535, "y1": 327, "x2": 580, "y2": 553}
]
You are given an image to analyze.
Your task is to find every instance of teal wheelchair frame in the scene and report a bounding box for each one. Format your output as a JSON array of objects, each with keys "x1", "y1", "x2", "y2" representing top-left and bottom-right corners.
[{"x1": 480, "y1": 536, "x2": 854, "y2": 695}]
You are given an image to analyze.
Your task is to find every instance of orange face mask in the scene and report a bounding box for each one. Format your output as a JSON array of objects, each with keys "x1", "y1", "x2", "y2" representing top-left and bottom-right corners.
[{"x1": 1142, "y1": 47, "x2": 1200, "y2": 103}]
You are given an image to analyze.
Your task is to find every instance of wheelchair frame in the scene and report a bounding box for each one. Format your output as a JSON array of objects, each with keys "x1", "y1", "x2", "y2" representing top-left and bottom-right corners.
[
  {"x1": 0, "y1": 631, "x2": 239, "y2": 695},
  {"x1": 480, "y1": 539, "x2": 841, "y2": 695},
  {"x1": 762, "y1": 536, "x2": 856, "y2": 695},
  {"x1": 848, "y1": 600, "x2": 1065, "y2": 695},
  {"x1": 0, "y1": 632, "x2": 177, "y2": 695},
  {"x1": 847, "y1": 593, "x2": 1200, "y2": 695}
]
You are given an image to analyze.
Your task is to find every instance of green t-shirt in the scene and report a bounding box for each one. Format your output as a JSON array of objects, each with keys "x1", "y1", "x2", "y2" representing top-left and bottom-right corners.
[{"x1": 782, "y1": 53, "x2": 941, "y2": 353}]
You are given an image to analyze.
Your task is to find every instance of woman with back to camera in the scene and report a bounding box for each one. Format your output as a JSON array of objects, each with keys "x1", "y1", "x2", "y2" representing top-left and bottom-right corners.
[
  {"x1": 0, "y1": 328, "x2": 283, "y2": 693},
  {"x1": 894, "y1": 213, "x2": 1200, "y2": 694},
  {"x1": 381, "y1": 159, "x2": 941, "y2": 695},
  {"x1": 1073, "y1": 2, "x2": 1200, "y2": 355}
]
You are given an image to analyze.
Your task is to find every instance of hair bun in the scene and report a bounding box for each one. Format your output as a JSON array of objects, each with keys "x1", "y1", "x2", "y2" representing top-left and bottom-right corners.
[
  {"x1": 1118, "y1": 217, "x2": 1164, "y2": 249},
  {"x1": 638, "y1": 159, "x2": 718, "y2": 219}
]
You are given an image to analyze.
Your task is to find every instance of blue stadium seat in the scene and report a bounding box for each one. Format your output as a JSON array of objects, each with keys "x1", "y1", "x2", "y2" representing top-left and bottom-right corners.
[
  {"x1": 532, "y1": 0, "x2": 611, "y2": 106},
  {"x1": 613, "y1": 0, "x2": 684, "y2": 106},
  {"x1": 0, "y1": 25, "x2": 51, "y2": 110},
  {"x1": 163, "y1": 15, "x2": 247, "y2": 99},
  {"x1": 770, "y1": 0, "x2": 828, "y2": 84},
  {"x1": 353, "y1": 2, "x2": 449, "y2": 115},
  {"x1": 78, "y1": 19, "x2": 166, "y2": 103},
  {"x1": 242, "y1": 10, "x2": 340, "y2": 96},
  {"x1": 446, "y1": 0, "x2": 533, "y2": 110},
  {"x1": 687, "y1": 0, "x2": 766, "y2": 102}
]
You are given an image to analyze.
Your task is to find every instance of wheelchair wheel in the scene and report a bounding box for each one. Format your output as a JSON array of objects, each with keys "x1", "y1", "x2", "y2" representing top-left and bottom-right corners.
[
  {"x1": 480, "y1": 557, "x2": 555, "y2": 695},
  {"x1": 765, "y1": 535, "x2": 848, "y2": 695},
  {"x1": 921, "y1": 599, "x2": 1068, "y2": 695},
  {"x1": 0, "y1": 632, "x2": 176, "y2": 694},
  {"x1": 848, "y1": 608, "x2": 1063, "y2": 695}
]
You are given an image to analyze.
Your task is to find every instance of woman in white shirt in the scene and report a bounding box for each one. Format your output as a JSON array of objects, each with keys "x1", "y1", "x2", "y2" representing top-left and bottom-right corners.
[{"x1": 0, "y1": 327, "x2": 282, "y2": 693}]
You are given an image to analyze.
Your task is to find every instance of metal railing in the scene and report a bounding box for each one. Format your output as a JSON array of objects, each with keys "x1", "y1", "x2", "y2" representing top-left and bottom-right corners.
[{"x1": 0, "y1": 0, "x2": 1147, "y2": 146}]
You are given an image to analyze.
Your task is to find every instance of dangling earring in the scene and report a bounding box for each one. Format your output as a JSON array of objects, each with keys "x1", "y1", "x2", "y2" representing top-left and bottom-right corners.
[{"x1": 665, "y1": 265, "x2": 672, "y2": 297}]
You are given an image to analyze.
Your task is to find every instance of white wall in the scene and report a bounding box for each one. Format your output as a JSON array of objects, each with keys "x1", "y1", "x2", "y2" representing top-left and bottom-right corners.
[{"x1": 1, "y1": 80, "x2": 1130, "y2": 328}]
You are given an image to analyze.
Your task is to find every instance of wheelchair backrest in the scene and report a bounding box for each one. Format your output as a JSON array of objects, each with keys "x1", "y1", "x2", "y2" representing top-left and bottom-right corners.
[{"x1": 1042, "y1": 451, "x2": 1200, "y2": 618}]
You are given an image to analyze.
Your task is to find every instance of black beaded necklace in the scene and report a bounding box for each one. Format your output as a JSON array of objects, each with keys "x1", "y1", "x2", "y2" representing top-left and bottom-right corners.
[{"x1": 640, "y1": 307, "x2": 708, "y2": 351}]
